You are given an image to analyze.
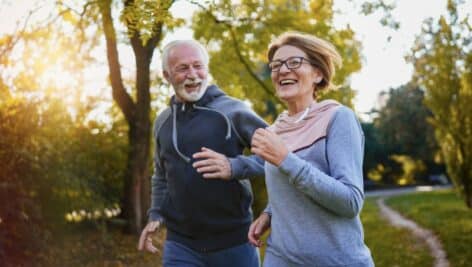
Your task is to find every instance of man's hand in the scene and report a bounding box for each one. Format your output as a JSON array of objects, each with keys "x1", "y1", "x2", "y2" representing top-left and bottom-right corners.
[
  {"x1": 251, "y1": 128, "x2": 288, "y2": 166},
  {"x1": 248, "y1": 212, "x2": 271, "y2": 247},
  {"x1": 192, "y1": 147, "x2": 231, "y2": 180},
  {"x1": 138, "y1": 220, "x2": 161, "y2": 253}
]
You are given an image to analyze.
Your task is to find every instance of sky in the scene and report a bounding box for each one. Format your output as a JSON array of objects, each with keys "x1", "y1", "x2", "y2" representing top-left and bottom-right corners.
[
  {"x1": 331, "y1": 0, "x2": 464, "y2": 117},
  {"x1": 1, "y1": 0, "x2": 471, "y2": 120}
]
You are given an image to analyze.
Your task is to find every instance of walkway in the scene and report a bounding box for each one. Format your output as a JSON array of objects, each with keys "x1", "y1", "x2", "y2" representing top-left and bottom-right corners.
[{"x1": 374, "y1": 189, "x2": 450, "y2": 267}]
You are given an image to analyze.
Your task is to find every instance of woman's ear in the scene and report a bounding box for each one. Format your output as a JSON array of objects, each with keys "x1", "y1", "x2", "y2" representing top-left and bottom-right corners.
[{"x1": 314, "y1": 68, "x2": 323, "y2": 84}]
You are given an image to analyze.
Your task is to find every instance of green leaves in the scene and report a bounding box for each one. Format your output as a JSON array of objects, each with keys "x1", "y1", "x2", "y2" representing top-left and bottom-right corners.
[
  {"x1": 363, "y1": 84, "x2": 440, "y2": 185},
  {"x1": 120, "y1": 0, "x2": 182, "y2": 46},
  {"x1": 192, "y1": 0, "x2": 362, "y2": 120},
  {"x1": 360, "y1": 0, "x2": 399, "y2": 30},
  {"x1": 409, "y1": 0, "x2": 472, "y2": 207}
]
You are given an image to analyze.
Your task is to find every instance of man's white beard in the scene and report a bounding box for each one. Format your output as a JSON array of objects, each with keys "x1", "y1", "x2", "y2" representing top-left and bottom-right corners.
[{"x1": 174, "y1": 78, "x2": 208, "y2": 102}]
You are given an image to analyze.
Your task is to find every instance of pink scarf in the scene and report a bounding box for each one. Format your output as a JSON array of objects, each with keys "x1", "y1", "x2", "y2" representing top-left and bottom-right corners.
[{"x1": 268, "y1": 100, "x2": 341, "y2": 152}]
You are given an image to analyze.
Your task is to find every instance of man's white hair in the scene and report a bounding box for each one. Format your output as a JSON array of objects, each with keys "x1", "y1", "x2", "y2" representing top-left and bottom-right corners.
[{"x1": 161, "y1": 40, "x2": 209, "y2": 71}]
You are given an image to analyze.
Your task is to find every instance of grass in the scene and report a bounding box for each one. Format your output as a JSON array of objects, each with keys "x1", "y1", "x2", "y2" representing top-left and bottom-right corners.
[
  {"x1": 27, "y1": 190, "x2": 470, "y2": 266},
  {"x1": 362, "y1": 198, "x2": 433, "y2": 267},
  {"x1": 387, "y1": 190, "x2": 472, "y2": 267},
  {"x1": 33, "y1": 223, "x2": 164, "y2": 267}
]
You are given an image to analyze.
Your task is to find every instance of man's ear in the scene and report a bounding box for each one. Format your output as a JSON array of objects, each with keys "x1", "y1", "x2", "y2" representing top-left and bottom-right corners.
[{"x1": 163, "y1": 70, "x2": 170, "y2": 83}]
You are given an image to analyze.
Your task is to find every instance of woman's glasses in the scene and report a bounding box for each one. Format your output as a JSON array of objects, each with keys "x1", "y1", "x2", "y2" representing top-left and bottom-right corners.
[{"x1": 268, "y1": 56, "x2": 317, "y2": 72}]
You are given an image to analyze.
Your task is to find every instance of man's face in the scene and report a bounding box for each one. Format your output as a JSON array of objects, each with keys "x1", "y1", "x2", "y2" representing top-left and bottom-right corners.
[{"x1": 164, "y1": 44, "x2": 208, "y2": 102}]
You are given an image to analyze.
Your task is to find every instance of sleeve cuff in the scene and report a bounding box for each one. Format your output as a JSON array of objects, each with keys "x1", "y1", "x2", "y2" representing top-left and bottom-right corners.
[
  {"x1": 278, "y1": 152, "x2": 301, "y2": 176},
  {"x1": 148, "y1": 211, "x2": 165, "y2": 225},
  {"x1": 229, "y1": 157, "x2": 243, "y2": 180},
  {"x1": 263, "y1": 208, "x2": 272, "y2": 217}
]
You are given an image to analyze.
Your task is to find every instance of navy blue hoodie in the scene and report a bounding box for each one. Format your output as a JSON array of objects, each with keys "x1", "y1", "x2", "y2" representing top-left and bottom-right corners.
[{"x1": 148, "y1": 85, "x2": 267, "y2": 252}]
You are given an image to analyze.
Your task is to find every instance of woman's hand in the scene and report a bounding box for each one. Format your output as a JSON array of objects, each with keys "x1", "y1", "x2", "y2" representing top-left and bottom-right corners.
[
  {"x1": 251, "y1": 128, "x2": 288, "y2": 166},
  {"x1": 248, "y1": 212, "x2": 271, "y2": 247}
]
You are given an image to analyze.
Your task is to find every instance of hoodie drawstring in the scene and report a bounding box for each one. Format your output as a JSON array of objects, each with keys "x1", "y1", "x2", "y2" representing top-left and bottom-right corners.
[
  {"x1": 172, "y1": 104, "x2": 191, "y2": 163},
  {"x1": 171, "y1": 104, "x2": 232, "y2": 163},
  {"x1": 193, "y1": 104, "x2": 231, "y2": 140}
]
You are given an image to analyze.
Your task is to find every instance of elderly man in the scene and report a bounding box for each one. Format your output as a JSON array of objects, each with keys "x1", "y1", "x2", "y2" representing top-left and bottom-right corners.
[{"x1": 138, "y1": 39, "x2": 267, "y2": 267}]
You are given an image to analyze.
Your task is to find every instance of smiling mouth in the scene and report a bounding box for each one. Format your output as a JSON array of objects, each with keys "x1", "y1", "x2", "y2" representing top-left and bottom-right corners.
[
  {"x1": 279, "y1": 79, "x2": 297, "y2": 86},
  {"x1": 185, "y1": 82, "x2": 201, "y2": 91}
]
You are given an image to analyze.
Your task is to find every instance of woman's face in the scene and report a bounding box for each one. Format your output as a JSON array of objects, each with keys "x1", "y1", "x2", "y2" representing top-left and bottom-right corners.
[{"x1": 270, "y1": 45, "x2": 322, "y2": 105}]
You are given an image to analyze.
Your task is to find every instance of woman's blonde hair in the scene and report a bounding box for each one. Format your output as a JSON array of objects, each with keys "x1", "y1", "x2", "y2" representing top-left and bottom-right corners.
[{"x1": 268, "y1": 31, "x2": 342, "y2": 91}]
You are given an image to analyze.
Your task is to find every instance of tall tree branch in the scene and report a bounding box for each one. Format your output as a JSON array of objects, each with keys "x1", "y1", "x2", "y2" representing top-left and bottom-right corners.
[
  {"x1": 0, "y1": 5, "x2": 39, "y2": 61},
  {"x1": 99, "y1": 0, "x2": 136, "y2": 123},
  {"x1": 55, "y1": 0, "x2": 98, "y2": 53}
]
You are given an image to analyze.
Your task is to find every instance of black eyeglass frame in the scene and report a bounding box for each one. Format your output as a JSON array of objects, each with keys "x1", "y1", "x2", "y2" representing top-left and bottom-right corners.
[{"x1": 268, "y1": 56, "x2": 318, "y2": 72}]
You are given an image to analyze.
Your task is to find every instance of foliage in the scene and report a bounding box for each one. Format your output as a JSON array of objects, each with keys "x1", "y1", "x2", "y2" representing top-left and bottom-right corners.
[
  {"x1": 389, "y1": 155, "x2": 426, "y2": 185},
  {"x1": 360, "y1": 0, "x2": 400, "y2": 30},
  {"x1": 374, "y1": 85, "x2": 437, "y2": 160},
  {"x1": 361, "y1": 122, "x2": 390, "y2": 183},
  {"x1": 0, "y1": 97, "x2": 45, "y2": 266},
  {"x1": 408, "y1": 0, "x2": 472, "y2": 207},
  {"x1": 191, "y1": 0, "x2": 362, "y2": 121},
  {"x1": 0, "y1": 2, "x2": 129, "y2": 213},
  {"x1": 0, "y1": 93, "x2": 128, "y2": 265},
  {"x1": 0, "y1": 3, "x2": 132, "y2": 261},
  {"x1": 120, "y1": 0, "x2": 184, "y2": 45},
  {"x1": 387, "y1": 190, "x2": 472, "y2": 267},
  {"x1": 365, "y1": 84, "x2": 443, "y2": 185}
]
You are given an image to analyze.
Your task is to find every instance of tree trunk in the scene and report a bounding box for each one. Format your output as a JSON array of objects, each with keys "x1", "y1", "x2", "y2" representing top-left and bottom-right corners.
[
  {"x1": 99, "y1": 0, "x2": 164, "y2": 233},
  {"x1": 122, "y1": 27, "x2": 162, "y2": 232},
  {"x1": 122, "y1": 121, "x2": 150, "y2": 233}
]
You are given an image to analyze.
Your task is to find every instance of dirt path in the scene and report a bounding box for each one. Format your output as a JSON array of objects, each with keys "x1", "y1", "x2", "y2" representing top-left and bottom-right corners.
[{"x1": 376, "y1": 198, "x2": 450, "y2": 267}]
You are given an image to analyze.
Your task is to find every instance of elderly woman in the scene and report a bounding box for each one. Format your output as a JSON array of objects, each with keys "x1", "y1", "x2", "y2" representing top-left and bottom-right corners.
[{"x1": 248, "y1": 32, "x2": 374, "y2": 267}]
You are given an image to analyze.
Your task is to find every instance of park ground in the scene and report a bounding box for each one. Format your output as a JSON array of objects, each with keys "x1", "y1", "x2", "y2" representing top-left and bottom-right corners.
[{"x1": 28, "y1": 189, "x2": 472, "y2": 267}]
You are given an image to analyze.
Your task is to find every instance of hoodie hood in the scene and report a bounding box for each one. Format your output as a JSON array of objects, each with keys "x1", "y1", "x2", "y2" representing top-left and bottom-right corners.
[{"x1": 269, "y1": 99, "x2": 341, "y2": 152}]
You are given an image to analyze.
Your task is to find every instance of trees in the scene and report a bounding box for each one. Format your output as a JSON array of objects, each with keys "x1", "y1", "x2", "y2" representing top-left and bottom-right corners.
[
  {"x1": 95, "y1": 0, "x2": 184, "y2": 233},
  {"x1": 97, "y1": 0, "x2": 161, "y2": 233},
  {"x1": 191, "y1": 0, "x2": 362, "y2": 120},
  {"x1": 362, "y1": 84, "x2": 442, "y2": 185},
  {"x1": 0, "y1": 7, "x2": 130, "y2": 262},
  {"x1": 0, "y1": 98, "x2": 44, "y2": 266},
  {"x1": 375, "y1": 84, "x2": 442, "y2": 184},
  {"x1": 0, "y1": 93, "x2": 129, "y2": 265},
  {"x1": 374, "y1": 84, "x2": 436, "y2": 159},
  {"x1": 409, "y1": 0, "x2": 472, "y2": 207}
]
